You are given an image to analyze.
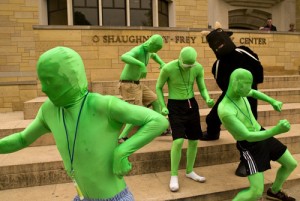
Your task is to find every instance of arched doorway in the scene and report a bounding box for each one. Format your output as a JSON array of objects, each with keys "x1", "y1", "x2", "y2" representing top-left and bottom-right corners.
[{"x1": 228, "y1": 9, "x2": 271, "y2": 30}]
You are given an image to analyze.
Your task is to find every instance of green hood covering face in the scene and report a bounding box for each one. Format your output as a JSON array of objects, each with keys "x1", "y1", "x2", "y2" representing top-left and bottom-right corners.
[
  {"x1": 144, "y1": 34, "x2": 164, "y2": 53},
  {"x1": 37, "y1": 46, "x2": 88, "y2": 107},
  {"x1": 178, "y1": 46, "x2": 197, "y2": 70},
  {"x1": 229, "y1": 68, "x2": 253, "y2": 97}
]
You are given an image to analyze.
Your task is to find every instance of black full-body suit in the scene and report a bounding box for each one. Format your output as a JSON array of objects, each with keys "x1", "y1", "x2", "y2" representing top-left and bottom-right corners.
[{"x1": 204, "y1": 29, "x2": 264, "y2": 140}]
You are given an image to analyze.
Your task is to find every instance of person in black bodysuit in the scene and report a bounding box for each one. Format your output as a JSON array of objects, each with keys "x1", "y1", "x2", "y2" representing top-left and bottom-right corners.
[{"x1": 201, "y1": 28, "x2": 264, "y2": 177}]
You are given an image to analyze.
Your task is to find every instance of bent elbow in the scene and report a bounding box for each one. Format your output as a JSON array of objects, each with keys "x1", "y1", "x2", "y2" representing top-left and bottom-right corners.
[{"x1": 120, "y1": 54, "x2": 128, "y2": 62}]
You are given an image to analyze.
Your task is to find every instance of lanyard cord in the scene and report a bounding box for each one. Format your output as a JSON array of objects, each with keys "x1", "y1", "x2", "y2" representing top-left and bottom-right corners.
[
  {"x1": 178, "y1": 62, "x2": 192, "y2": 108},
  {"x1": 178, "y1": 62, "x2": 191, "y2": 97},
  {"x1": 225, "y1": 94, "x2": 253, "y2": 126},
  {"x1": 62, "y1": 91, "x2": 89, "y2": 173}
]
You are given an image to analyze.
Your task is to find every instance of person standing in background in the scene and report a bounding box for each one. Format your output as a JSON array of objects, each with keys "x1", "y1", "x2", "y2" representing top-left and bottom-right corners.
[
  {"x1": 259, "y1": 18, "x2": 277, "y2": 31},
  {"x1": 156, "y1": 46, "x2": 214, "y2": 192},
  {"x1": 288, "y1": 23, "x2": 296, "y2": 32},
  {"x1": 118, "y1": 34, "x2": 166, "y2": 140}
]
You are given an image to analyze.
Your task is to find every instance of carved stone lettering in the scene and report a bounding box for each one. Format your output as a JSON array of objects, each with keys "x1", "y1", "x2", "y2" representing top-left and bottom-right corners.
[{"x1": 94, "y1": 35, "x2": 197, "y2": 44}]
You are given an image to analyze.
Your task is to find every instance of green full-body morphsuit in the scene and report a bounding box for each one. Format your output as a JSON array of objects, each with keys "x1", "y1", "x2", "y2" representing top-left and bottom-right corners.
[
  {"x1": 119, "y1": 34, "x2": 166, "y2": 140},
  {"x1": 218, "y1": 68, "x2": 297, "y2": 201},
  {"x1": 0, "y1": 47, "x2": 169, "y2": 200},
  {"x1": 156, "y1": 46, "x2": 214, "y2": 192}
]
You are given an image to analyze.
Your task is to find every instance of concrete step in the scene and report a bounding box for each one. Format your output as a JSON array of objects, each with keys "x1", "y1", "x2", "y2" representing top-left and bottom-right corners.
[
  {"x1": 91, "y1": 75, "x2": 300, "y2": 96},
  {"x1": 23, "y1": 87, "x2": 300, "y2": 119},
  {"x1": 260, "y1": 75, "x2": 300, "y2": 89},
  {"x1": 4, "y1": 103, "x2": 300, "y2": 147},
  {"x1": 23, "y1": 75, "x2": 300, "y2": 119},
  {"x1": 0, "y1": 154, "x2": 299, "y2": 201},
  {"x1": 0, "y1": 124, "x2": 299, "y2": 190},
  {"x1": 23, "y1": 96, "x2": 47, "y2": 120}
]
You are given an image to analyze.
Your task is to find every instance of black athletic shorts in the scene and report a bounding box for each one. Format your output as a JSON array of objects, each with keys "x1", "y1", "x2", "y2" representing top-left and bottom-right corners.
[
  {"x1": 237, "y1": 136, "x2": 287, "y2": 175},
  {"x1": 167, "y1": 98, "x2": 202, "y2": 140}
]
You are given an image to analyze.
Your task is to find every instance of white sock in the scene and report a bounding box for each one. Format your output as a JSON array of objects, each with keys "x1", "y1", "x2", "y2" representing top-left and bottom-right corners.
[
  {"x1": 186, "y1": 171, "x2": 206, "y2": 183},
  {"x1": 169, "y1": 176, "x2": 179, "y2": 192}
]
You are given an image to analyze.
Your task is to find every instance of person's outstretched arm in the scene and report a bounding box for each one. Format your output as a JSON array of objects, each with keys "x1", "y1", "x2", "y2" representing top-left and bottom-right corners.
[
  {"x1": 220, "y1": 113, "x2": 290, "y2": 142},
  {"x1": 248, "y1": 89, "x2": 282, "y2": 112},
  {"x1": 109, "y1": 97, "x2": 169, "y2": 177},
  {"x1": 0, "y1": 108, "x2": 50, "y2": 153}
]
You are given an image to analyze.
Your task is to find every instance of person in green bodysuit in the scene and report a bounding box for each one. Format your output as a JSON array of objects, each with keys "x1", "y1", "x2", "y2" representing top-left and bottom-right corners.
[
  {"x1": 118, "y1": 34, "x2": 166, "y2": 140},
  {"x1": 0, "y1": 47, "x2": 169, "y2": 201},
  {"x1": 218, "y1": 68, "x2": 297, "y2": 201},
  {"x1": 156, "y1": 46, "x2": 214, "y2": 192}
]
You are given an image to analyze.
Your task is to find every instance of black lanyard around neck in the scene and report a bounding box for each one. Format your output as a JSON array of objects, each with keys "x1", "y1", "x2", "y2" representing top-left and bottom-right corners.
[
  {"x1": 225, "y1": 94, "x2": 254, "y2": 126},
  {"x1": 178, "y1": 62, "x2": 192, "y2": 108},
  {"x1": 178, "y1": 62, "x2": 191, "y2": 96},
  {"x1": 61, "y1": 92, "x2": 89, "y2": 173}
]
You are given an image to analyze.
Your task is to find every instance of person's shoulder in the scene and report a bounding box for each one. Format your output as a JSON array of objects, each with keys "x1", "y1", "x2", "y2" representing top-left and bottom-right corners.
[
  {"x1": 91, "y1": 93, "x2": 135, "y2": 116},
  {"x1": 88, "y1": 93, "x2": 119, "y2": 103},
  {"x1": 218, "y1": 99, "x2": 235, "y2": 117},
  {"x1": 87, "y1": 93, "x2": 117, "y2": 109},
  {"x1": 38, "y1": 99, "x2": 59, "y2": 121},
  {"x1": 237, "y1": 46, "x2": 251, "y2": 51},
  {"x1": 40, "y1": 98, "x2": 56, "y2": 110},
  {"x1": 163, "y1": 60, "x2": 178, "y2": 71},
  {"x1": 193, "y1": 62, "x2": 204, "y2": 72},
  {"x1": 87, "y1": 93, "x2": 131, "y2": 116},
  {"x1": 168, "y1": 59, "x2": 178, "y2": 65},
  {"x1": 236, "y1": 46, "x2": 259, "y2": 60},
  {"x1": 194, "y1": 61, "x2": 203, "y2": 68}
]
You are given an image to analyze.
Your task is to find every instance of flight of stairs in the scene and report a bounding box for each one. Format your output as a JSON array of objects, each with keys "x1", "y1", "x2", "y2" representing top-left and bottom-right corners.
[{"x1": 0, "y1": 75, "x2": 299, "y2": 201}]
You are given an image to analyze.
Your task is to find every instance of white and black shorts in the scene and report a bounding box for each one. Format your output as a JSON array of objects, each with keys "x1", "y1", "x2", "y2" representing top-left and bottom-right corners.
[{"x1": 237, "y1": 137, "x2": 287, "y2": 175}]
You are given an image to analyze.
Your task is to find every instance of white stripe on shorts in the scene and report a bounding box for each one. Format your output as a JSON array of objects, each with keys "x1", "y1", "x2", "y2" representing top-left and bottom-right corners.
[{"x1": 242, "y1": 150, "x2": 258, "y2": 175}]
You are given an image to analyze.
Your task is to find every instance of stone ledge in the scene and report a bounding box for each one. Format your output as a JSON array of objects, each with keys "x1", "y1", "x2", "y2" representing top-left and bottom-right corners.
[{"x1": 0, "y1": 81, "x2": 37, "y2": 86}]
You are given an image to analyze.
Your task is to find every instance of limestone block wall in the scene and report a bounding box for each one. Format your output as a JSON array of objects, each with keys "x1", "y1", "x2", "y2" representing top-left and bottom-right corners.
[
  {"x1": 2, "y1": 25, "x2": 300, "y2": 112},
  {"x1": 175, "y1": 0, "x2": 208, "y2": 28},
  {"x1": 0, "y1": 0, "x2": 300, "y2": 112},
  {"x1": 34, "y1": 27, "x2": 300, "y2": 81},
  {"x1": 231, "y1": 31, "x2": 300, "y2": 73},
  {"x1": 0, "y1": 1, "x2": 39, "y2": 112}
]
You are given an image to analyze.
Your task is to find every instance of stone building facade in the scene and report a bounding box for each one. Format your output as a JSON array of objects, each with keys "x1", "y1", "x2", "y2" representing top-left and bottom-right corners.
[{"x1": 0, "y1": 0, "x2": 300, "y2": 112}]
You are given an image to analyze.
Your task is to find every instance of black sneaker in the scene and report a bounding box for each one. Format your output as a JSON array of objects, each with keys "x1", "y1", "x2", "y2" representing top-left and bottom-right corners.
[
  {"x1": 199, "y1": 131, "x2": 220, "y2": 141},
  {"x1": 266, "y1": 188, "x2": 296, "y2": 201}
]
